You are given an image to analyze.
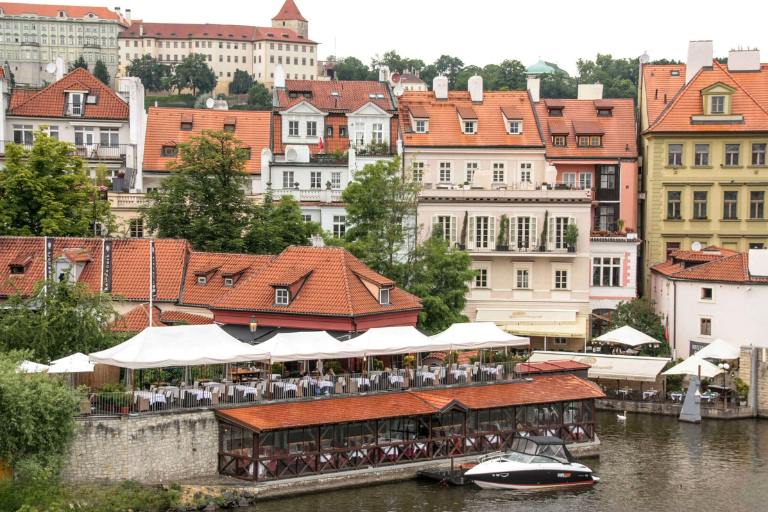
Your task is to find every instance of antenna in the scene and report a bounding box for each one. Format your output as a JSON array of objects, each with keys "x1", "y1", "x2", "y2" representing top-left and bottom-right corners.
[
  {"x1": 691, "y1": 241, "x2": 703, "y2": 252},
  {"x1": 45, "y1": 62, "x2": 56, "y2": 74},
  {"x1": 205, "y1": 97, "x2": 215, "y2": 109}
]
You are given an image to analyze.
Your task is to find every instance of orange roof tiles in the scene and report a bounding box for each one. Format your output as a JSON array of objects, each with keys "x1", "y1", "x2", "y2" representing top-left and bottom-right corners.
[
  {"x1": 8, "y1": 68, "x2": 129, "y2": 120},
  {"x1": 642, "y1": 64, "x2": 687, "y2": 125},
  {"x1": 119, "y1": 22, "x2": 314, "y2": 44},
  {"x1": 217, "y1": 374, "x2": 605, "y2": 432},
  {"x1": 160, "y1": 310, "x2": 214, "y2": 326},
  {"x1": 276, "y1": 80, "x2": 395, "y2": 113},
  {"x1": 0, "y1": 2, "x2": 125, "y2": 22},
  {"x1": 399, "y1": 91, "x2": 544, "y2": 148},
  {"x1": 109, "y1": 304, "x2": 213, "y2": 332},
  {"x1": 272, "y1": 0, "x2": 307, "y2": 22},
  {"x1": 536, "y1": 98, "x2": 637, "y2": 158},
  {"x1": 143, "y1": 108, "x2": 271, "y2": 175},
  {"x1": 646, "y1": 61, "x2": 768, "y2": 133},
  {"x1": 110, "y1": 239, "x2": 189, "y2": 302},
  {"x1": 456, "y1": 105, "x2": 478, "y2": 120},
  {"x1": 181, "y1": 252, "x2": 274, "y2": 308},
  {"x1": 213, "y1": 246, "x2": 421, "y2": 317},
  {"x1": 651, "y1": 247, "x2": 768, "y2": 284},
  {"x1": 0, "y1": 237, "x2": 45, "y2": 298},
  {"x1": 515, "y1": 360, "x2": 590, "y2": 374},
  {"x1": 408, "y1": 105, "x2": 430, "y2": 119}
]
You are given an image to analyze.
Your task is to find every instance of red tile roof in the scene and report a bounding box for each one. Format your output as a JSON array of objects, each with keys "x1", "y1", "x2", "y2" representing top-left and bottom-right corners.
[
  {"x1": 0, "y1": 237, "x2": 44, "y2": 298},
  {"x1": 535, "y1": 98, "x2": 637, "y2": 158},
  {"x1": 216, "y1": 374, "x2": 604, "y2": 432},
  {"x1": 143, "y1": 107, "x2": 271, "y2": 175},
  {"x1": 212, "y1": 246, "x2": 421, "y2": 317},
  {"x1": 0, "y1": 2, "x2": 126, "y2": 23},
  {"x1": 109, "y1": 304, "x2": 213, "y2": 332},
  {"x1": 161, "y1": 310, "x2": 214, "y2": 326},
  {"x1": 276, "y1": 80, "x2": 395, "y2": 113},
  {"x1": 399, "y1": 91, "x2": 544, "y2": 148},
  {"x1": 272, "y1": 0, "x2": 307, "y2": 22},
  {"x1": 670, "y1": 246, "x2": 739, "y2": 263},
  {"x1": 8, "y1": 68, "x2": 129, "y2": 120},
  {"x1": 119, "y1": 22, "x2": 315, "y2": 44},
  {"x1": 641, "y1": 64, "x2": 686, "y2": 125},
  {"x1": 651, "y1": 247, "x2": 768, "y2": 284},
  {"x1": 181, "y1": 252, "x2": 274, "y2": 308},
  {"x1": 515, "y1": 360, "x2": 590, "y2": 374},
  {"x1": 646, "y1": 61, "x2": 768, "y2": 133},
  {"x1": 110, "y1": 239, "x2": 189, "y2": 302}
]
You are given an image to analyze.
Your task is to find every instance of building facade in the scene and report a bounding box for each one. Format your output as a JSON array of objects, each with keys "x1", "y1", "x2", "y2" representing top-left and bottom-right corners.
[
  {"x1": 400, "y1": 76, "x2": 592, "y2": 351},
  {"x1": 640, "y1": 42, "x2": 768, "y2": 277},
  {"x1": 117, "y1": 0, "x2": 318, "y2": 93},
  {"x1": 0, "y1": 2, "x2": 127, "y2": 86}
]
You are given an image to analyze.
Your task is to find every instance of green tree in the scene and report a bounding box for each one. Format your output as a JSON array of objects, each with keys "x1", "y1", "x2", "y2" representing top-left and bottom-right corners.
[
  {"x1": 340, "y1": 157, "x2": 419, "y2": 280},
  {"x1": 229, "y1": 69, "x2": 253, "y2": 94},
  {"x1": 92, "y1": 59, "x2": 110, "y2": 85},
  {"x1": 142, "y1": 130, "x2": 252, "y2": 252},
  {"x1": 372, "y1": 50, "x2": 424, "y2": 74},
  {"x1": 431, "y1": 54, "x2": 465, "y2": 88},
  {"x1": 69, "y1": 55, "x2": 88, "y2": 71},
  {"x1": 539, "y1": 72, "x2": 578, "y2": 98},
  {"x1": 407, "y1": 236, "x2": 474, "y2": 333},
  {"x1": 244, "y1": 194, "x2": 320, "y2": 254},
  {"x1": 609, "y1": 297, "x2": 669, "y2": 355},
  {"x1": 247, "y1": 81, "x2": 272, "y2": 109},
  {"x1": 335, "y1": 56, "x2": 375, "y2": 80},
  {"x1": 0, "y1": 279, "x2": 120, "y2": 362},
  {"x1": 125, "y1": 55, "x2": 170, "y2": 91},
  {"x1": 576, "y1": 54, "x2": 640, "y2": 99},
  {"x1": 169, "y1": 53, "x2": 216, "y2": 95},
  {"x1": 0, "y1": 132, "x2": 113, "y2": 236}
]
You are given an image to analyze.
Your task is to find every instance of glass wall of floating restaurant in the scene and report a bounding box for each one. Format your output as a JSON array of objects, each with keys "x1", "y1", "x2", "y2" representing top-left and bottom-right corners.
[{"x1": 218, "y1": 399, "x2": 595, "y2": 481}]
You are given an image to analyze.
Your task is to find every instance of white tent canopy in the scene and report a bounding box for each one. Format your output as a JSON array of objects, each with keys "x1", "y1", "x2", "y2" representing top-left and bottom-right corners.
[
  {"x1": 594, "y1": 325, "x2": 661, "y2": 347},
  {"x1": 529, "y1": 351, "x2": 670, "y2": 383},
  {"x1": 89, "y1": 324, "x2": 265, "y2": 369},
  {"x1": 251, "y1": 331, "x2": 362, "y2": 362},
  {"x1": 48, "y1": 353, "x2": 94, "y2": 374},
  {"x1": 663, "y1": 356, "x2": 724, "y2": 378},
  {"x1": 429, "y1": 322, "x2": 529, "y2": 351},
  {"x1": 693, "y1": 339, "x2": 740, "y2": 361},
  {"x1": 343, "y1": 326, "x2": 432, "y2": 356},
  {"x1": 16, "y1": 360, "x2": 50, "y2": 374}
]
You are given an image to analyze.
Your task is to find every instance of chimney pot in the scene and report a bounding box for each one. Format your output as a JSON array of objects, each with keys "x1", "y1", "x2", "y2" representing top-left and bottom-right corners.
[
  {"x1": 727, "y1": 48, "x2": 760, "y2": 72},
  {"x1": 468, "y1": 75, "x2": 483, "y2": 103},
  {"x1": 433, "y1": 75, "x2": 448, "y2": 100}
]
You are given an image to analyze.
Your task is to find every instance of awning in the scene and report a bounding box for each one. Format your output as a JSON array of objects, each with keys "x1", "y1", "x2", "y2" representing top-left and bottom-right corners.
[
  {"x1": 663, "y1": 356, "x2": 723, "y2": 378},
  {"x1": 693, "y1": 339, "x2": 740, "y2": 361},
  {"x1": 528, "y1": 351, "x2": 670, "y2": 383},
  {"x1": 343, "y1": 326, "x2": 432, "y2": 356},
  {"x1": 595, "y1": 325, "x2": 661, "y2": 347},
  {"x1": 428, "y1": 322, "x2": 529, "y2": 351},
  {"x1": 475, "y1": 310, "x2": 588, "y2": 339},
  {"x1": 16, "y1": 360, "x2": 50, "y2": 373},
  {"x1": 250, "y1": 331, "x2": 362, "y2": 362},
  {"x1": 48, "y1": 353, "x2": 95, "y2": 374}
]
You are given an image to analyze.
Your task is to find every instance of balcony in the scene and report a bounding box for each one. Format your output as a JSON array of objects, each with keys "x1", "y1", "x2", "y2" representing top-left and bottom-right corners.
[
  {"x1": 419, "y1": 186, "x2": 592, "y2": 203},
  {"x1": 109, "y1": 192, "x2": 150, "y2": 209},
  {"x1": 272, "y1": 188, "x2": 344, "y2": 203},
  {"x1": 2, "y1": 141, "x2": 135, "y2": 163},
  {"x1": 465, "y1": 243, "x2": 577, "y2": 256}
]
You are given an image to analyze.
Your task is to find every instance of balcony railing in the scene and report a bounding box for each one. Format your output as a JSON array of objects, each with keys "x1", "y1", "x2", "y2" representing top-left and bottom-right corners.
[
  {"x1": 272, "y1": 188, "x2": 344, "y2": 203},
  {"x1": 1, "y1": 141, "x2": 135, "y2": 162},
  {"x1": 466, "y1": 243, "x2": 573, "y2": 254},
  {"x1": 109, "y1": 192, "x2": 150, "y2": 208}
]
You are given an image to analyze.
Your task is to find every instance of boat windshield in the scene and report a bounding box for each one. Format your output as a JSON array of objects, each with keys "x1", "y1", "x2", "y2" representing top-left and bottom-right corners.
[{"x1": 507, "y1": 437, "x2": 570, "y2": 464}]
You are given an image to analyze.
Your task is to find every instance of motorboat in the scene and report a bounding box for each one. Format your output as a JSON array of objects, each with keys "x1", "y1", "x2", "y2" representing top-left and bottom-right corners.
[{"x1": 464, "y1": 435, "x2": 599, "y2": 490}]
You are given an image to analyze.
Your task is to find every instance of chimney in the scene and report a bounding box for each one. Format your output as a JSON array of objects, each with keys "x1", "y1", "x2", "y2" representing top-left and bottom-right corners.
[
  {"x1": 468, "y1": 75, "x2": 483, "y2": 103},
  {"x1": 124, "y1": 8, "x2": 131, "y2": 20},
  {"x1": 577, "y1": 83, "x2": 603, "y2": 100},
  {"x1": 139, "y1": 24, "x2": 144, "y2": 36},
  {"x1": 433, "y1": 75, "x2": 448, "y2": 100},
  {"x1": 526, "y1": 77, "x2": 540, "y2": 103},
  {"x1": 686, "y1": 40, "x2": 713, "y2": 83},
  {"x1": 728, "y1": 48, "x2": 760, "y2": 72},
  {"x1": 273, "y1": 64, "x2": 286, "y2": 89},
  {"x1": 378, "y1": 65, "x2": 390, "y2": 83},
  {"x1": 55, "y1": 56, "x2": 65, "y2": 81}
]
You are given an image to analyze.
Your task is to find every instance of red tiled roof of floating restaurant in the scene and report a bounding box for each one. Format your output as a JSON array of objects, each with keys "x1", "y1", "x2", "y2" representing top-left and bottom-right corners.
[
  {"x1": 515, "y1": 360, "x2": 591, "y2": 375},
  {"x1": 216, "y1": 375, "x2": 604, "y2": 431}
]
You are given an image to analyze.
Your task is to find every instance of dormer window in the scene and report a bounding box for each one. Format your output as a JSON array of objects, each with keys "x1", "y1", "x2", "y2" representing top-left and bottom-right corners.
[
  {"x1": 507, "y1": 120, "x2": 522, "y2": 134},
  {"x1": 180, "y1": 121, "x2": 193, "y2": 130},
  {"x1": 597, "y1": 108, "x2": 613, "y2": 117},
  {"x1": 223, "y1": 277, "x2": 234, "y2": 287},
  {"x1": 552, "y1": 135, "x2": 567, "y2": 147},
  {"x1": 578, "y1": 136, "x2": 602, "y2": 147},
  {"x1": 161, "y1": 145, "x2": 178, "y2": 157},
  {"x1": 224, "y1": 117, "x2": 237, "y2": 132},
  {"x1": 9, "y1": 264, "x2": 25, "y2": 275},
  {"x1": 414, "y1": 119, "x2": 428, "y2": 133},
  {"x1": 463, "y1": 121, "x2": 476, "y2": 134},
  {"x1": 671, "y1": 69, "x2": 680, "y2": 76},
  {"x1": 548, "y1": 107, "x2": 563, "y2": 117},
  {"x1": 275, "y1": 288, "x2": 290, "y2": 306},
  {"x1": 197, "y1": 276, "x2": 207, "y2": 285},
  {"x1": 710, "y1": 95, "x2": 725, "y2": 114},
  {"x1": 67, "y1": 92, "x2": 84, "y2": 117},
  {"x1": 379, "y1": 287, "x2": 391, "y2": 305}
]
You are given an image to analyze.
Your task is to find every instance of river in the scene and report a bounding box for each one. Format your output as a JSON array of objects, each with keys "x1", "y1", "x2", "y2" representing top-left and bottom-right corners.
[{"x1": 245, "y1": 413, "x2": 768, "y2": 512}]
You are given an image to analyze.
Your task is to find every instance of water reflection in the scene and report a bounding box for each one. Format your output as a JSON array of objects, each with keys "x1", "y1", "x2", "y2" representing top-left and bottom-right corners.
[{"x1": 244, "y1": 413, "x2": 768, "y2": 512}]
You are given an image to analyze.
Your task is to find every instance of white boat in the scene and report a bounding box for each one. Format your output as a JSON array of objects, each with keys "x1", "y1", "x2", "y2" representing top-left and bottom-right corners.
[{"x1": 464, "y1": 436, "x2": 599, "y2": 490}]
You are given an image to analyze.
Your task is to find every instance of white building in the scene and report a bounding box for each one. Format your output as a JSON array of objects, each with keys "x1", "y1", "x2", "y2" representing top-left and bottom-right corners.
[
  {"x1": 590, "y1": 234, "x2": 641, "y2": 334},
  {"x1": 651, "y1": 246, "x2": 768, "y2": 357}
]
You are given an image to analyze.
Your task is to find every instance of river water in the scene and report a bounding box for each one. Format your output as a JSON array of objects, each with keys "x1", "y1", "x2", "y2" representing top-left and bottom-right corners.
[{"x1": 246, "y1": 413, "x2": 768, "y2": 512}]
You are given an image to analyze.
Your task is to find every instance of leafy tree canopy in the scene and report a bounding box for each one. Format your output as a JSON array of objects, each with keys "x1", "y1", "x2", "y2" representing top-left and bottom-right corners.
[
  {"x1": 335, "y1": 56, "x2": 376, "y2": 81},
  {"x1": 244, "y1": 194, "x2": 321, "y2": 254},
  {"x1": 168, "y1": 53, "x2": 217, "y2": 95},
  {"x1": 229, "y1": 69, "x2": 253, "y2": 94},
  {"x1": 608, "y1": 297, "x2": 669, "y2": 355},
  {"x1": 247, "y1": 81, "x2": 273, "y2": 109},
  {"x1": 126, "y1": 55, "x2": 170, "y2": 91},
  {"x1": 69, "y1": 55, "x2": 88, "y2": 71},
  {"x1": 576, "y1": 53, "x2": 639, "y2": 99},
  {"x1": 92, "y1": 59, "x2": 110, "y2": 85}
]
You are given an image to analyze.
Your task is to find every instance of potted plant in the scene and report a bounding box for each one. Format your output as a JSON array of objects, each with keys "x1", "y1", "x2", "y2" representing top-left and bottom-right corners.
[
  {"x1": 496, "y1": 214, "x2": 510, "y2": 251},
  {"x1": 403, "y1": 355, "x2": 416, "y2": 369},
  {"x1": 538, "y1": 210, "x2": 549, "y2": 252},
  {"x1": 565, "y1": 223, "x2": 579, "y2": 252},
  {"x1": 616, "y1": 218, "x2": 625, "y2": 234},
  {"x1": 458, "y1": 211, "x2": 468, "y2": 250},
  {"x1": 734, "y1": 377, "x2": 749, "y2": 406}
]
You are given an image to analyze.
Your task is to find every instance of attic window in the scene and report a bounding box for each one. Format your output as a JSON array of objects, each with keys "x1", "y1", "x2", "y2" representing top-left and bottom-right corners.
[
  {"x1": 578, "y1": 135, "x2": 602, "y2": 147},
  {"x1": 161, "y1": 145, "x2": 178, "y2": 157},
  {"x1": 223, "y1": 118, "x2": 236, "y2": 132},
  {"x1": 552, "y1": 135, "x2": 567, "y2": 147},
  {"x1": 671, "y1": 70, "x2": 680, "y2": 76},
  {"x1": 275, "y1": 288, "x2": 290, "y2": 306},
  {"x1": 597, "y1": 108, "x2": 613, "y2": 117},
  {"x1": 548, "y1": 107, "x2": 564, "y2": 117},
  {"x1": 180, "y1": 121, "x2": 193, "y2": 130},
  {"x1": 223, "y1": 277, "x2": 234, "y2": 287},
  {"x1": 197, "y1": 276, "x2": 207, "y2": 285},
  {"x1": 507, "y1": 120, "x2": 522, "y2": 134},
  {"x1": 330, "y1": 91, "x2": 339, "y2": 96},
  {"x1": 414, "y1": 119, "x2": 428, "y2": 133},
  {"x1": 379, "y1": 287, "x2": 391, "y2": 305},
  {"x1": 462, "y1": 120, "x2": 476, "y2": 134},
  {"x1": 9, "y1": 264, "x2": 25, "y2": 275}
]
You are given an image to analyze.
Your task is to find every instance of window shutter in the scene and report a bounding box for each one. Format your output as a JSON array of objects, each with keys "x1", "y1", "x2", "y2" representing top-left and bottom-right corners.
[
  {"x1": 547, "y1": 217, "x2": 555, "y2": 251},
  {"x1": 530, "y1": 216, "x2": 538, "y2": 250},
  {"x1": 450, "y1": 215, "x2": 457, "y2": 244},
  {"x1": 468, "y1": 216, "x2": 476, "y2": 250},
  {"x1": 431, "y1": 215, "x2": 440, "y2": 239},
  {"x1": 510, "y1": 216, "x2": 518, "y2": 249},
  {"x1": 488, "y1": 216, "x2": 496, "y2": 249}
]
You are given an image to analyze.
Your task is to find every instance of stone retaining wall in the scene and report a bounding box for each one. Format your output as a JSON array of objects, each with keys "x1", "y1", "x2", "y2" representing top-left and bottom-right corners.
[
  {"x1": 61, "y1": 410, "x2": 219, "y2": 483},
  {"x1": 597, "y1": 398, "x2": 754, "y2": 419}
]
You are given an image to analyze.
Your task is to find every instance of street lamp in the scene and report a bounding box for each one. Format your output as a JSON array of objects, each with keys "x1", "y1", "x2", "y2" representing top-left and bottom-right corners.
[{"x1": 249, "y1": 316, "x2": 258, "y2": 334}]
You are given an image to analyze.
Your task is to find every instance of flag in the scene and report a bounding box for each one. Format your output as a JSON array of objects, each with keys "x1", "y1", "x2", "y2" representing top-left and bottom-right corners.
[{"x1": 318, "y1": 136, "x2": 325, "y2": 153}]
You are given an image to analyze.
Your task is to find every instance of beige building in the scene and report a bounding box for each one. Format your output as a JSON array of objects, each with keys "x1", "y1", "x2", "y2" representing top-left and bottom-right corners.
[
  {"x1": 117, "y1": 0, "x2": 318, "y2": 94},
  {"x1": 0, "y1": 2, "x2": 128, "y2": 86}
]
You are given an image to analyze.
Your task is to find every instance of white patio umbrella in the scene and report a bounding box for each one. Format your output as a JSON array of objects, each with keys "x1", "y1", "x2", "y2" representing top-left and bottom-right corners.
[
  {"x1": 429, "y1": 322, "x2": 529, "y2": 351},
  {"x1": 693, "y1": 339, "x2": 740, "y2": 361},
  {"x1": 594, "y1": 325, "x2": 661, "y2": 347},
  {"x1": 47, "y1": 353, "x2": 95, "y2": 374},
  {"x1": 662, "y1": 356, "x2": 723, "y2": 378},
  {"x1": 344, "y1": 326, "x2": 432, "y2": 356},
  {"x1": 16, "y1": 360, "x2": 50, "y2": 373},
  {"x1": 250, "y1": 331, "x2": 361, "y2": 362}
]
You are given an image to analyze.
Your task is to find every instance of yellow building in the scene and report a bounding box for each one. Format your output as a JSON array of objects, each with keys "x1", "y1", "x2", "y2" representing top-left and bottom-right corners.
[{"x1": 639, "y1": 42, "x2": 768, "y2": 275}]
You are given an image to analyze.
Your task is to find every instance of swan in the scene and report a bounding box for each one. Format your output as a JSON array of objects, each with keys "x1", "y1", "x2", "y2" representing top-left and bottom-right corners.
[{"x1": 617, "y1": 410, "x2": 627, "y2": 421}]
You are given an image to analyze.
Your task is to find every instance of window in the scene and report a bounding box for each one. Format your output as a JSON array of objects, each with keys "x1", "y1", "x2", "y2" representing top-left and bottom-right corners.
[
  {"x1": 723, "y1": 191, "x2": 738, "y2": 220},
  {"x1": 282, "y1": 171, "x2": 295, "y2": 189},
  {"x1": 339, "y1": 126, "x2": 347, "y2": 138},
  {"x1": 577, "y1": 136, "x2": 590, "y2": 147},
  {"x1": 597, "y1": 205, "x2": 618, "y2": 231},
  {"x1": 693, "y1": 191, "x2": 708, "y2": 219},
  {"x1": 306, "y1": 121, "x2": 317, "y2": 137},
  {"x1": 552, "y1": 135, "x2": 567, "y2": 147},
  {"x1": 579, "y1": 173, "x2": 593, "y2": 190},
  {"x1": 590, "y1": 136, "x2": 602, "y2": 147},
  {"x1": 519, "y1": 162, "x2": 532, "y2": 183},
  {"x1": 700, "y1": 317, "x2": 712, "y2": 336},
  {"x1": 414, "y1": 119, "x2": 427, "y2": 133},
  {"x1": 67, "y1": 92, "x2": 83, "y2": 116},
  {"x1": 553, "y1": 217, "x2": 570, "y2": 250},
  {"x1": 514, "y1": 216, "x2": 534, "y2": 249},
  {"x1": 12, "y1": 124, "x2": 33, "y2": 145},
  {"x1": 310, "y1": 171, "x2": 321, "y2": 189},
  {"x1": 331, "y1": 172, "x2": 341, "y2": 189},
  {"x1": 332, "y1": 215, "x2": 346, "y2": 237},
  {"x1": 492, "y1": 163, "x2": 505, "y2": 183},
  {"x1": 668, "y1": 144, "x2": 683, "y2": 166},
  {"x1": 553, "y1": 337, "x2": 568, "y2": 346},
  {"x1": 750, "y1": 191, "x2": 765, "y2": 219},
  {"x1": 515, "y1": 268, "x2": 529, "y2": 289},
  {"x1": 599, "y1": 165, "x2": 616, "y2": 190},
  {"x1": 223, "y1": 122, "x2": 235, "y2": 133},
  {"x1": 353, "y1": 122, "x2": 365, "y2": 147},
  {"x1": 439, "y1": 162, "x2": 452, "y2": 183},
  {"x1": 288, "y1": 120, "x2": 299, "y2": 137},
  {"x1": 465, "y1": 162, "x2": 478, "y2": 184},
  {"x1": 129, "y1": 218, "x2": 143, "y2": 238},
  {"x1": 371, "y1": 123, "x2": 384, "y2": 144},
  {"x1": 725, "y1": 144, "x2": 740, "y2": 166},
  {"x1": 507, "y1": 120, "x2": 522, "y2": 134},
  {"x1": 592, "y1": 257, "x2": 621, "y2": 287},
  {"x1": 694, "y1": 144, "x2": 710, "y2": 166},
  {"x1": 474, "y1": 268, "x2": 488, "y2": 288},
  {"x1": 9, "y1": 265, "x2": 25, "y2": 275},
  {"x1": 701, "y1": 287, "x2": 713, "y2": 301},
  {"x1": 710, "y1": 95, "x2": 725, "y2": 114},
  {"x1": 433, "y1": 215, "x2": 456, "y2": 243},
  {"x1": 99, "y1": 127, "x2": 119, "y2": 147},
  {"x1": 563, "y1": 172, "x2": 577, "y2": 189},
  {"x1": 463, "y1": 121, "x2": 476, "y2": 134},
  {"x1": 379, "y1": 287, "x2": 390, "y2": 305},
  {"x1": 161, "y1": 145, "x2": 177, "y2": 157},
  {"x1": 667, "y1": 191, "x2": 682, "y2": 219},
  {"x1": 197, "y1": 276, "x2": 207, "y2": 285},
  {"x1": 752, "y1": 143, "x2": 766, "y2": 166},
  {"x1": 472, "y1": 216, "x2": 493, "y2": 249},
  {"x1": 326, "y1": 125, "x2": 333, "y2": 138},
  {"x1": 597, "y1": 108, "x2": 613, "y2": 117},
  {"x1": 749, "y1": 243, "x2": 765, "y2": 250},
  {"x1": 180, "y1": 120, "x2": 193, "y2": 131},
  {"x1": 412, "y1": 162, "x2": 424, "y2": 183},
  {"x1": 554, "y1": 269, "x2": 569, "y2": 289},
  {"x1": 301, "y1": 214, "x2": 313, "y2": 223},
  {"x1": 666, "y1": 242, "x2": 681, "y2": 257},
  {"x1": 223, "y1": 277, "x2": 234, "y2": 287},
  {"x1": 275, "y1": 288, "x2": 289, "y2": 306}
]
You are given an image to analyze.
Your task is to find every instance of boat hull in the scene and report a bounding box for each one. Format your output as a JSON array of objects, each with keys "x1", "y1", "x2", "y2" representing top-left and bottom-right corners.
[{"x1": 466, "y1": 461, "x2": 597, "y2": 491}]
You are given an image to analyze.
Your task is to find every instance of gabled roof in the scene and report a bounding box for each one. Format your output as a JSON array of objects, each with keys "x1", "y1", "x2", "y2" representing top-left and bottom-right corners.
[
  {"x1": 651, "y1": 247, "x2": 768, "y2": 284},
  {"x1": 212, "y1": 246, "x2": 421, "y2": 317},
  {"x1": 641, "y1": 64, "x2": 686, "y2": 125},
  {"x1": 645, "y1": 60, "x2": 768, "y2": 133},
  {"x1": 536, "y1": 98, "x2": 637, "y2": 158},
  {"x1": 399, "y1": 91, "x2": 544, "y2": 148},
  {"x1": 181, "y1": 251, "x2": 274, "y2": 308},
  {"x1": 143, "y1": 107, "x2": 271, "y2": 174},
  {"x1": 0, "y1": 2, "x2": 127, "y2": 24},
  {"x1": 119, "y1": 22, "x2": 315, "y2": 44},
  {"x1": 272, "y1": 0, "x2": 307, "y2": 22},
  {"x1": 8, "y1": 67, "x2": 129, "y2": 120},
  {"x1": 276, "y1": 80, "x2": 395, "y2": 113}
]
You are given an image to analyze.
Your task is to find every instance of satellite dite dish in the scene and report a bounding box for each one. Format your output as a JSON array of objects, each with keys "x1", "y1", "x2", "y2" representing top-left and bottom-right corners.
[
  {"x1": 205, "y1": 97, "x2": 215, "y2": 109},
  {"x1": 691, "y1": 241, "x2": 703, "y2": 252},
  {"x1": 45, "y1": 62, "x2": 56, "y2": 74}
]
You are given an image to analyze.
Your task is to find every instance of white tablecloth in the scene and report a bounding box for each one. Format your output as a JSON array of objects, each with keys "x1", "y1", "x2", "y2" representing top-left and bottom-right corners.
[
  {"x1": 135, "y1": 391, "x2": 166, "y2": 406},
  {"x1": 355, "y1": 378, "x2": 370, "y2": 387},
  {"x1": 274, "y1": 382, "x2": 297, "y2": 392},
  {"x1": 389, "y1": 375, "x2": 404, "y2": 384}
]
